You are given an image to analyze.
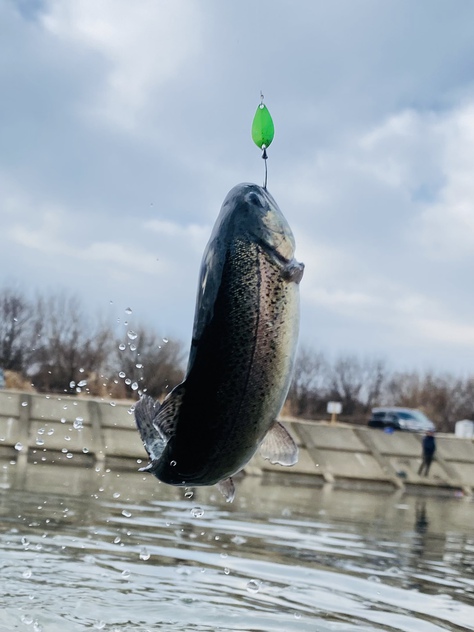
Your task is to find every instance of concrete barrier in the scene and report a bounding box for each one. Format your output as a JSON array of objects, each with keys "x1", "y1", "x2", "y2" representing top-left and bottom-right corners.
[{"x1": 0, "y1": 390, "x2": 472, "y2": 495}]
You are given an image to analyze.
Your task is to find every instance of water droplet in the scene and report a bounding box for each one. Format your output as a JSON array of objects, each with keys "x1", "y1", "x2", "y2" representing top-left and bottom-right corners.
[
  {"x1": 131, "y1": 382, "x2": 139, "y2": 391},
  {"x1": 191, "y1": 506, "x2": 204, "y2": 518},
  {"x1": 64, "y1": 436, "x2": 71, "y2": 441},
  {"x1": 21, "y1": 536, "x2": 30, "y2": 546},
  {"x1": 125, "y1": 378, "x2": 131, "y2": 386},
  {"x1": 224, "y1": 567, "x2": 230, "y2": 575},
  {"x1": 78, "y1": 380, "x2": 87, "y2": 387},
  {"x1": 130, "y1": 343, "x2": 137, "y2": 351},
  {"x1": 113, "y1": 492, "x2": 121, "y2": 499},
  {"x1": 47, "y1": 428, "x2": 54, "y2": 435},
  {"x1": 14, "y1": 442, "x2": 23, "y2": 451},
  {"x1": 122, "y1": 510, "x2": 132, "y2": 518},
  {"x1": 69, "y1": 381, "x2": 76, "y2": 388},
  {"x1": 33, "y1": 621, "x2": 43, "y2": 632},
  {"x1": 118, "y1": 343, "x2": 126, "y2": 351},
  {"x1": 66, "y1": 453, "x2": 73, "y2": 459},
  {"x1": 79, "y1": 367, "x2": 85, "y2": 373},
  {"x1": 119, "y1": 371, "x2": 126, "y2": 379},
  {"x1": 22, "y1": 568, "x2": 32, "y2": 579},
  {"x1": 125, "y1": 307, "x2": 132, "y2": 315},
  {"x1": 110, "y1": 401, "x2": 116, "y2": 407},
  {"x1": 127, "y1": 330, "x2": 138, "y2": 340},
  {"x1": 37, "y1": 428, "x2": 45, "y2": 435},
  {"x1": 121, "y1": 569, "x2": 130, "y2": 578},
  {"x1": 60, "y1": 417, "x2": 66, "y2": 424},
  {"x1": 21, "y1": 401, "x2": 28, "y2": 407},
  {"x1": 35, "y1": 438, "x2": 44, "y2": 446},
  {"x1": 114, "y1": 536, "x2": 121, "y2": 544},
  {"x1": 73, "y1": 417, "x2": 84, "y2": 430},
  {"x1": 162, "y1": 338, "x2": 168, "y2": 343},
  {"x1": 184, "y1": 490, "x2": 194, "y2": 499},
  {"x1": 170, "y1": 460, "x2": 177, "y2": 467},
  {"x1": 135, "y1": 363, "x2": 143, "y2": 369},
  {"x1": 139, "y1": 547, "x2": 150, "y2": 561},
  {"x1": 368, "y1": 575, "x2": 381, "y2": 583},
  {"x1": 246, "y1": 579, "x2": 261, "y2": 593},
  {"x1": 231, "y1": 535, "x2": 247, "y2": 545},
  {"x1": 21, "y1": 614, "x2": 33, "y2": 625},
  {"x1": 94, "y1": 621, "x2": 106, "y2": 630},
  {"x1": 82, "y1": 447, "x2": 89, "y2": 454}
]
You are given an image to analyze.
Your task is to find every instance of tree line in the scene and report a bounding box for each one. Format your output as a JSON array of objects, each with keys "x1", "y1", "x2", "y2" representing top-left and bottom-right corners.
[
  {"x1": 1, "y1": 286, "x2": 472, "y2": 431},
  {"x1": 287, "y1": 347, "x2": 474, "y2": 432},
  {"x1": 0, "y1": 287, "x2": 185, "y2": 400}
]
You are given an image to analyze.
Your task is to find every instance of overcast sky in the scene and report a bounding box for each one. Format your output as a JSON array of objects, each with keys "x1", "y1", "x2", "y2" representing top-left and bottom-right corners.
[{"x1": 2, "y1": 0, "x2": 474, "y2": 374}]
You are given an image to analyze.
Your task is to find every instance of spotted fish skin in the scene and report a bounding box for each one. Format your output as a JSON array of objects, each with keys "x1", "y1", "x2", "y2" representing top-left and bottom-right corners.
[{"x1": 135, "y1": 183, "x2": 304, "y2": 496}]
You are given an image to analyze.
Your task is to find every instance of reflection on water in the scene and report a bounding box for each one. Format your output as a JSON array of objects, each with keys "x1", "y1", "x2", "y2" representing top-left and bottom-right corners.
[{"x1": 0, "y1": 461, "x2": 473, "y2": 631}]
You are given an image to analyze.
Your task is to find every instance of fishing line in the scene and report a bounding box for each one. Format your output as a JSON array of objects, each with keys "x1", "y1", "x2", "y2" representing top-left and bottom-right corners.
[{"x1": 262, "y1": 146, "x2": 268, "y2": 189}]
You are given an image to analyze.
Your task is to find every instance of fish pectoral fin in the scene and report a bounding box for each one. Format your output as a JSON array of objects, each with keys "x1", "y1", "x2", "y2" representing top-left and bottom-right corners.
[
  {"x1": 282, "y1": 259, "x2": 304, "y2": 284},
  {"x1": 216, "y1": 477, "x2": 235, "y2": 503},
  {"x1": 134, "y1": 395, "x2": 167, "y2": 461},
  {"x1": 260, "y1": 421, "x2": 299, "y2": 466}
]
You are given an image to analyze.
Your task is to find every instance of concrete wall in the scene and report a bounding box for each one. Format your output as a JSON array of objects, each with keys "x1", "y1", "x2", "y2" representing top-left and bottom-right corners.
[
  {"x1": 0, "y1": 390, "x2": 143, "y2": 466},
  {"x1": 1, "y1": 390, "x2": 472, "y2": 495}
]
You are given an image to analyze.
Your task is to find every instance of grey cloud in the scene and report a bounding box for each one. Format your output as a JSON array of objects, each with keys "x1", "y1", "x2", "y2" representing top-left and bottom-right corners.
[{"x1": 2, "y1": 0, "x2": 474, "y2": 373}]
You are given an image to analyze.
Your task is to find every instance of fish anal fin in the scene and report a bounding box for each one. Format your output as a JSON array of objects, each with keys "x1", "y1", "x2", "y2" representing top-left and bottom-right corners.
[
  {"x1": 260, "y1": 421, "x2": 299, "y2": 466},
  {"x1": 217, "y1": 477, "x2": 235, "y2": 503}
]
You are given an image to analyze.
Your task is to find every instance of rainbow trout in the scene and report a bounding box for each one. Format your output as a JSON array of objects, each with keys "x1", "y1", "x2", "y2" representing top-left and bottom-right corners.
[{"x1": 135, "y1": 183, "x2": 304, "y2": 501}]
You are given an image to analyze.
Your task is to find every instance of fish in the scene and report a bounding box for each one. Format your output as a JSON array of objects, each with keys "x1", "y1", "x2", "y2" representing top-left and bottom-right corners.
[{"x1": 134, "y1": 182, "x2": 304, "y2": 502}]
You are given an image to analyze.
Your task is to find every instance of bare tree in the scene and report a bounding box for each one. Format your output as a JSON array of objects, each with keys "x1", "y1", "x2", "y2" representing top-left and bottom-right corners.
[
  {"x1": 329, "y1": 354, "x2": 365, "y2": 416},
  {"x1": 27, "y1": 292, "x2": 114, "y2": 394},
  {"x1": 359, "y1": 358, "x2": 387, "y2": 411},
  {"x1": 112, "y1": 325, "x2": 185, "y2": 399},
  {"x1": 384, "y1": 371, "x2": 422, "y2": 409},
  {"x1": 0, "y1": 287, "x2": 32, "y2": 372},
  {"x1": 287, "y1": 346, "x2": 330, "y2": 418}
]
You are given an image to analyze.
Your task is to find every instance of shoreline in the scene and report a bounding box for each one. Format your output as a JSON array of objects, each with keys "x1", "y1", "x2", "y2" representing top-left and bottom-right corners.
[{"x1": 1, "y1": 389, "x2": 472, "y2": 497}]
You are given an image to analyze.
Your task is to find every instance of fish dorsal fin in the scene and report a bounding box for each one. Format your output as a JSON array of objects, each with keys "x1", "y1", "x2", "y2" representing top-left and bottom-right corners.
[
  {"x1": 217, "y1": 477, "x2": 235, "y2": 503},
  {"x1": 134, "y1": 395, "x2": 167, "y2": 461},
  {"x1": 153, "y1": 382, "x2": 185, "y2": 438},
  {"x1": 260, "y1": 421, "x2": 299, "y2": 466}
]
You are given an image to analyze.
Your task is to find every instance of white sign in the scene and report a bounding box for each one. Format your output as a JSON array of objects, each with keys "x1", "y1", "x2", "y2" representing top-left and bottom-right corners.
[{"x1": 327, "y1": 401, "x2": 342, "y2": 414}]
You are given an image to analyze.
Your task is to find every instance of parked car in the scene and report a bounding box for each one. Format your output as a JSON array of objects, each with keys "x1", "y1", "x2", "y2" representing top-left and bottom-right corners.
[{"x1": 368, "y1": 407, "x2": 435, "y2": 432}]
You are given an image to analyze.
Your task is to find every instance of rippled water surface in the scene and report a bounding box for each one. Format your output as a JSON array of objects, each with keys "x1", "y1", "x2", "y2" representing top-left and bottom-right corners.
[{"x1": 1, "y1": 462, "x2": 473, "y2": 631}]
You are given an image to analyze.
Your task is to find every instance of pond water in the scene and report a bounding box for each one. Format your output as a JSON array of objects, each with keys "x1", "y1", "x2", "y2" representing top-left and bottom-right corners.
[{"x1": 0, "y1": 462, "x2": 473, "y2": 631}]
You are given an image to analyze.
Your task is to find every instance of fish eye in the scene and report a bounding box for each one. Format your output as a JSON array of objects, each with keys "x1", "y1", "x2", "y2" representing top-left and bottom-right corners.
[{"x1": 246, "y1": 191, "x2": 264, "y2": 208}]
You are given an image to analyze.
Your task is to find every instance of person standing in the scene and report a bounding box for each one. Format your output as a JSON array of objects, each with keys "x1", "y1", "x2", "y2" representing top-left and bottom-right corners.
[{"x1": 418, "y1": 431, "x2": 436, "y2": 476}]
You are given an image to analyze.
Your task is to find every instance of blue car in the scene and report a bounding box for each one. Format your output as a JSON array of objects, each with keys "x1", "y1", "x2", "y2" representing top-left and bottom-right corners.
[{"x1": 368, "y1": 407, "x2": 435, "y2": 432}]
